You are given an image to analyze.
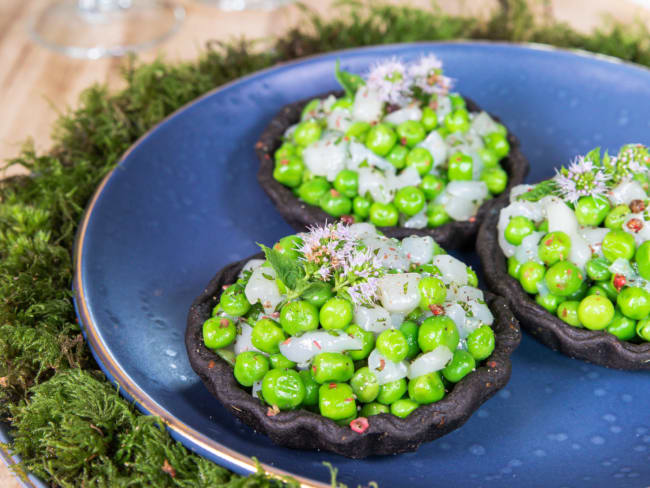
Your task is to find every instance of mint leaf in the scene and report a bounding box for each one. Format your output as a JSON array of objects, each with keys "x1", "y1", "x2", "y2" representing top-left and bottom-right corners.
[
  {"x1": 585, "y1": 146, "x2": 602, "y2": 165},
  {"x1": 516, "y1": 179, "x2": 560, "y2": 202},
  {"x1": 259, "y1": 244, "x2": 305, "y2": 290},
  {"x1": 335, "y1": 59, "x2": 365, "y2": 98}
]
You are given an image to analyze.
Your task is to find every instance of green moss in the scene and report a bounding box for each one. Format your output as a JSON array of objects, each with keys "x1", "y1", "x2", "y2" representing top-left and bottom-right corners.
[{"x1": 2, "y1": 1, "x2": 650, "y2": 486}]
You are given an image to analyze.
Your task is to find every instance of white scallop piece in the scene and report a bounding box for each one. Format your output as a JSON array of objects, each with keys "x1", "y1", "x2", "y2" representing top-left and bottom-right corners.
[
  {"x1": 469, "y1": 299, "x2": 494, "y2": 326},
  {"x1": 580, "y1": 227, "x2": 609, "y2": 256},
  {"x1": 444, "y1": 196, "x2": 479, "y2": 221},
  {"x1": 402, "y1": 235, "x2": 435, "y2": 264},
  {"x1": 377, "y1": 272, "x2": 421, "y2": 313},
  {"x1": 433, "y1": 254, "x2": 468, "y2": 285},
  {"x1": 407, "y1": 346, "x2": 453, "y2": 379},
  {"x1": 609, "y1": 180, "x2": 647, "y2": 205},
  {"x1": 403, "y1": 209, "x2": 428, "y2": 229},
  {"x1": 239, "y1": 259, "x2": 265, "y2": 278},
  {"x1": 568, "y1": 232, "x2": 592, "y2": 270},
  {"x1": 347, "y1": 140, "x2": 394, "y2": 172},
  {"x1": 514, "y1": 231, "x2": 544, "y2": 265},
  {"x1": 357, "y1": 167, "x2": 394, "y2": 204},
  {"x1": 352, "y1": 85, "x2": 384, "y2": 123},
  {"x1": 302, "y1": 135, "x2": 347, "y2": 181},
  {"x1": 543, "y1": 197, "x2": 579, "y2": 236},
  {"x1": 383, "y1": 104, "x2": 422, "y2": 125},
  {"x1": 348, "y1": 222, "x2": 379, "y2": 240},
  {"x1": 445, "y1": 302, "x2": 468, "y2": 337},
  {"x1": 417, "y1": 130, "x2": 447, "y2": 168},
  {"x1": 234, "y1": 323, "x2": 263, "y2": 355},
  {"x1": 326, "y1": 108, "x2": 352, "y2": 133},
  {"x1": 368, "y1": 349, "x2": 409, "y2": 384},
  {"x1": 354, "y1": 304, "x2": 393, "y2": 333},
  {"x1": 279, "y1": 331, "x2": 363, "y2": 364},
  {"x1": 470, "y1": 111, "x2": 499, "y2": 136},
  {"x1": 387, "y1": 166, "x2": 422, "y2": 191},
  {"x1": 244, "y1": 266, "x2": 283, "y2": 313}
]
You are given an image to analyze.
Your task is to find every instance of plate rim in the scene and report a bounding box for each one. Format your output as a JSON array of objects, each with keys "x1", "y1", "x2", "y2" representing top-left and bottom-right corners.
[{"x1": 72, "y1": 40, "x2": 650, "y2": 488}]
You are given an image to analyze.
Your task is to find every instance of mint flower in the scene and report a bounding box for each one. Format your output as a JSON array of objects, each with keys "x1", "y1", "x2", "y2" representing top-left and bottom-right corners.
[
  {"x1": 408, "y1": 54, "x2": 453, "y2": 95},
  {"x1": 347, "y1": 277, "x2": 381, "y2": 306},
  {"x1": 555, "y1": 156, "x2": 610, "y2": 203},
  {"x1": 606, "y1": 144, "x2": 649, "y2": 184},
  {"x1": 366, "y1": 58, "x2": 412, "y2": 105}
]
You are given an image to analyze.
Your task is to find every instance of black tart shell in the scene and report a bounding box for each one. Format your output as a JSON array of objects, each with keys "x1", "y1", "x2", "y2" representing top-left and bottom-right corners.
[
  {"x1": 255, "y1": 91, "x2": 529, "y2": 250},
  {"x1": 478, "y1": 198, "x2": 650, "y2": 370},
  {"x1": 186, "y1": 252, "x2": 522, "y2": 458}
]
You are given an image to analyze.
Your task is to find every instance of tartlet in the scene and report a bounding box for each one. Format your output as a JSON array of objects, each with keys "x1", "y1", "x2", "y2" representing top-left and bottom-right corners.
[
  {"x1": 255, "y1": 57, "x2": 528, "y2": 250},
  {"x1": 478, "y1": 145, "x2": 650, "y2": 370},
  {"x1": 186, "y1": 223, "x2": 520, "y2": 457}
]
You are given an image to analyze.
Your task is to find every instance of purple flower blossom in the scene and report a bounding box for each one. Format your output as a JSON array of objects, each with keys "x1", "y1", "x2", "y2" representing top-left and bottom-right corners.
[
  {"x1": 408, "y1": 54, "x2": 453, "y2": 95},
  {"x1": 348, "y1": 277, "x2": 381, "y2": 305},
  {"x1": 366, "y1": 58, "x2": 413, "y2": 105},
  {"x1": 555, "y1": 156, "x2": 610, "y2": 203}
]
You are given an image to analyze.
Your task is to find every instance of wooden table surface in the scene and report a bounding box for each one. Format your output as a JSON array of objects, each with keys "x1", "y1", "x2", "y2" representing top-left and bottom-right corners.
[{"x1": 1, "y1": 0, "x2": 649, "y2": 486}]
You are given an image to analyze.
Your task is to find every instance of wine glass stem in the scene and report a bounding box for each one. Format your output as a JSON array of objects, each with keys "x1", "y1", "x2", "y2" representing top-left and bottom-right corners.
[{"x1": 77, "y1": 0, "x2": 133, "y2": 14}]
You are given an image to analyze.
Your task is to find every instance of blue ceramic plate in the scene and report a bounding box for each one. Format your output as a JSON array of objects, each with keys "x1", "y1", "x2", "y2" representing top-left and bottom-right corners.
[{"x1": 73, "y1": 43, "x2": 650, "y2": 487}]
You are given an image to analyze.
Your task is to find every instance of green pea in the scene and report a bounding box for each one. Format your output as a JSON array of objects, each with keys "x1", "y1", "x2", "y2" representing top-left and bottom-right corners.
[
  {"x1": 297, "y1": 178, "x2": 330, "y2": 206},
  {"x1": 298, "y1": 370, "x2": 319, "y2": 406},
  {"x1": 467, "y1": 325, "x2": 495, "y2": 360},
  {"x1": 597, "y1": 280, "x2": 619, "y2": 302},
  {"x1": 635, "y1": 241, "x2": 650, "y2": 280},
  {"x1": 447, "y1": 152, "x2": 473, "y2": 181},
  {"x1": 507, "y1": 256, "x2": 522, "y2": 279},
  {"x1": 405, "y1": 147, "x2": 434, "y2": 176},
  {"x1": 537, "y1": 220, "x2": 549, "y2": 232},
  {"x1": 602, "y1": 230, "x2": 636, "y2": 262},
  {"x1": 636, "y1": 318, "x2": 650, "y2": 341},
  {"x1": 319, "y1": 297, "x2": 353, "y2": 330},
  {"x1": 274, "y1": 142, "x2": 296, "y2": 162},
  {"x1": 333, "y1": 170, "x2": 359, "y2": 198},
  {"x1": 504, "y1": 216, "x2": 535, "y2": 246},
  {"x1": 418, "y1": 316, "x2": 460, "y2": 353},
  {"x1": 319, "y1": 383, "x2": 357, "y2": 420},
  {"x1": 350, "y1": 367, "x2": 380, "y2": 403},
  {"x1": 280, "y1": 300, "x2": 319, "y2": 335},
  {"x1": 345, "y1": 324, "x2": 375, "y2": 360},
  {"x1": 588, "y1": 285, "x2": 608, "y2": 297},
  {"x1": 319, "y1": 189, "x2": 352, "y2": 217},
  {"x1": 519, "y1": 261, "x2": 546, "y2": 294},
  {"x1": 557, "y1": 301, "x2": 581, "y2": 327},
  {"x1": 360, "y1": 402, "x2": 389, "y2": 417},
  {"x1": 418, "y1": 276, "x2": 446, "y2": 310},
  {"x1": 449, "y1": 93, "x2": 466, "y2": 110},
  {"x1": 606, "y1": 310, "x2": 637, "y2": 341},
  {"x1": 353, "y1": 195, "x2": 372, "y2": 219},
  {"x1": 369, "y1": 202, "x2": 399, "y2": 227},
  {"x1": 399, "y1": 320, "x2": 420, "y2": 360},
  {"x1": 420, "y1": 174, "x2": 445, "y2": 200},
  {"x1": 444, "y1": 108, "x2": 470, "y2": 133},
  {"x1": 578, "y1": 295, "x2": 615, "y2": 330},
  {"x1": 484, "y1": 132, "x2": 510, "y2": 158},
  {"x1": 262, "y1": 368, "x2": 305, "y2": 410},
  {"x1": 605, "y1": 204, "x2": 631, "y2": 230},
  {"x1": 396, "y1": 120, "x2": 426, "y2": 147},
  {"x1": 312, "y1": 352, "x2": 354, "y2": 383},
  {"x1": 394, "y1": 186, "x2": 426, "y2": 217},
  {"x1": 376, "y1": 329, "x2": 409, "y2": 362},
  {"x1": 220, "y1": 284, "x2": 251, "y2": 317},
  {"x1": 301, "y1": 99, "x2": 320, "y2": 119},
  {"x1": 301, "y1": 281, "x2": 333, "y2": 308},
  {"x1": 442, "y1": 350, "x2": 476, "y2": 383},
  {"x1": 478, "y1": 147, "x2": 499, "y2": 168},
  {"x1": 273, "y1": 157, "x2": 304, "y2": 188},
  {"x1": 251, "y1": 318, "x2": 286, "y2": 354},
  {"x1": 391, "y1": 398, "x2": 420, "y2": 418},
  {"x1": 575, "y1": 196, "x2": 611, "y2": 226},
  {"x1": 617, "y1": 286, "x2": 650, "y2": 320},
  {"x1": 426, "y1": 203, "x2": 450, "y2": 227},
  {"x1": 467, "y1": 268, "x2": 479, "y2": 287},
  {"x1": 535, "y1": 293, "x2": 562, "y2": 313},
  {"x1": 386, "y1": 144, "x2": 409, "y2": 169},
  {"x1": 331, "y1": 97, "x2": 353, "y2": 110},
  {"x1": 538, "y1": 231, "x2": 571, "y2": 265},
  {"x1": 365, "y1": 123, "x2": 397, "y2": 156},
  {"x1": 376, "y1": 378, "x2": 407, "y2": 405},
  {"x1": 566, "y1": 280, "x2": 589, "y2": 301},
  {"x1": 269, "y1": 353, "x2": 296, "y2": 369},
  {"x1": 481, "y1": 167, "x2": 508, "y2": 194},
  {"x1": 585, "y1": 257, "x2": 612, "y2": 282},
  {"x1": 420, "y1": 106, "x2": 438, "y2": 131},
  {"x1": 202, "y1": 317, "x2": 236, "y2": 349},
  {"x1": 293, "y1": 120, "x2": 322, "y2": 147},
  {"x1": 234, "y1": 351, "x2": 269, "y2": 387},
  {"x1": 275, "y1": 235, "x2": 302, "y2": 258},
  {"x1": 545, "y1": 261, "x2": 583, "y2": 297},
  {"x1": 345, "y1": 121, "x2": 371, "y2": 141}
]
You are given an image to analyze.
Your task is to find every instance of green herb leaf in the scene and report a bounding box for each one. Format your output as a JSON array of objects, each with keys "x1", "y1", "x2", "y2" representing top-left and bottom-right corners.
[
  {"x1": 335, "y1": 59, "x2": 365, "y2": 98},
  {"x1": 584, "y1": 146, "x2": 602, "y2": 165},
  {"x1": 259, "y1": 243, "x2": 305, "y2": 290},
  {"x1": 516, "y1": 179, "x2": 560, "y2": 202}
]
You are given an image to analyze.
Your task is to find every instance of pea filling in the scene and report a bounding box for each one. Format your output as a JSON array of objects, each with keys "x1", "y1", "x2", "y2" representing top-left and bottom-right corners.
[
  {"x1": 499, "y1": 144, "x2": 650, "y2": 342},
  {"x1": 203, "y1": 223, "x2": 497, "y2": 425},
  {"x1": 272, "y1": 56, "x2": 512, "y2": 229}
]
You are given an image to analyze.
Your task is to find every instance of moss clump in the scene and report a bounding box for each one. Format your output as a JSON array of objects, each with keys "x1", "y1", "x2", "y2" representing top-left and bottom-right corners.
[{"x1": 2, "y1": 1, "x2": 650, "y2": 486}]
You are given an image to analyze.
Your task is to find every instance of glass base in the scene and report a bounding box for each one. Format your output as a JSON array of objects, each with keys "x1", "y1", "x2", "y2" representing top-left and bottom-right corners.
[
  {"x1": 30, "y1": 0, "x2": 185, "y2": 59},
  {"x1": 198, "y1": 0, "x2": 293, "y2": 11}
]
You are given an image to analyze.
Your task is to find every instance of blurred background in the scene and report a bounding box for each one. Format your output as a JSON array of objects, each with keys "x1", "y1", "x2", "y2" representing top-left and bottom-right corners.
[{"x1": 0, "y1": 0, "x2": 649, "y2": 483}]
